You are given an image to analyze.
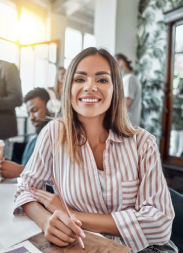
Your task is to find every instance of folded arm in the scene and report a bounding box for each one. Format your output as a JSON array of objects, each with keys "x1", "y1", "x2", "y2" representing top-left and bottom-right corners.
[{"x1": 31, "y1": 187, "x2": 120, "y2": 236}]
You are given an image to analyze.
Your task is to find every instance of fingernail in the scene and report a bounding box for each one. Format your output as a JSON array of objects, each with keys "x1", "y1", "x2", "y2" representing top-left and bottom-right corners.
[
  {"x1": 80, "y1": 232, "x2": 86, "y2": 238},
  {"x1": 76, "y1": 219, "x2": 82, "y2": 225}
]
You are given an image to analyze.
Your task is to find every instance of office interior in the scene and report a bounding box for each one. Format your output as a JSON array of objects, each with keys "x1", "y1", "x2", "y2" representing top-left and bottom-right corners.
[{"x1": 0, "y1": 0, "x2": 183, "y2": 193}]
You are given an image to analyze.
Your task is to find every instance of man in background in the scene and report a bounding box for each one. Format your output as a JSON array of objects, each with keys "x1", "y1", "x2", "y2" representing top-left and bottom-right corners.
[
  {"x1": 115, "y1": 54, "x2": 141, "y2": 127},
  {"x1": 0, "y1": 88, "x2": 50, "y2": 179},
  {"x1": 0, "y1": 60, "x2": 22, "y2": 158}
]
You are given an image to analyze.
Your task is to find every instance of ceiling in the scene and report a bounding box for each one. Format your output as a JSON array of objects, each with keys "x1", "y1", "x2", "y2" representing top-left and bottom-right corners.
[{"x1": 40, "y1": 0, "x2": 94, "y2": 21}]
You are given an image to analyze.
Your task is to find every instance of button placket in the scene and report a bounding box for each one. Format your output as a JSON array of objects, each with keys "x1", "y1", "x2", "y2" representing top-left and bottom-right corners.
[
  {"x1": 86, "y1": 142, "x2": 108, "y2": 213},
  {"x1": 103, "y1": 147, "x2": 112, "y2": 209}
]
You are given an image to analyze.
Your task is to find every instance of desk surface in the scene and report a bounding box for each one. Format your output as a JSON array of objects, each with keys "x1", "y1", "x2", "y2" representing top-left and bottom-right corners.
[
  {"x1": 29, "y1": 231, "x2": 130, "y2": 253},
  {"x1": 0, "y1": 180, "x2": 130, "y2": 253}
]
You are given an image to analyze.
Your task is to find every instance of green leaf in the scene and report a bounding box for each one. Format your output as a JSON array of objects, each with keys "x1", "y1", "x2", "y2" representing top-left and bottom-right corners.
[{"x1": 138, "y1": 0, "x2": 150, "y2": 14}]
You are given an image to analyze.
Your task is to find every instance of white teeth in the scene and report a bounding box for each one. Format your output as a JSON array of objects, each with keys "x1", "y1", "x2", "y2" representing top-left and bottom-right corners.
[{"x1": 81, "y1": 98, "x2": 99, "y2": 103}]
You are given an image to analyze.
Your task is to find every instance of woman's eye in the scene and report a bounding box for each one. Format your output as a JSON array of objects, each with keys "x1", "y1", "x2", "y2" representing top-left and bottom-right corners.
[
  {"x1": 97, "y1": 79, "x2": 108, "y2": 83},
  {"x1": 75, "y1": 78, "x2": 85, "y2": 82}
]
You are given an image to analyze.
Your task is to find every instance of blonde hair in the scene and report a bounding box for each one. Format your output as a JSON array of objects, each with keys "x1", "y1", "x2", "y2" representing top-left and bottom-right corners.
[{"x1": 60, "y1": 47, "x2": 139, "y2": 164}]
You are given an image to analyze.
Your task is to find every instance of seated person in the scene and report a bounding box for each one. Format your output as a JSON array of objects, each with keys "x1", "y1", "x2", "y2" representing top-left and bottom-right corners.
[
  {"x1": 13, "y1": 48, "x2": 177, "y2": 252},
  {"x1": 0, "y1": 88, "x2": 50, "y2": 179}
]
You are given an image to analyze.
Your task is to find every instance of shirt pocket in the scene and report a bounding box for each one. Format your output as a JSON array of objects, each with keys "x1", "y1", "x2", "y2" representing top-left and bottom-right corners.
[{"x1": 122, "y1": 179, "x2": 139, "y2": 208}]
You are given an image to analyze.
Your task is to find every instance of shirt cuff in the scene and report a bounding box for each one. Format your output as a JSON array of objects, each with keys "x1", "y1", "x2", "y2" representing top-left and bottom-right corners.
[
  {"x1": 111, "y1": 209, "x2": 149, "y2": 253},
  {"x1": 13, "y1": 192, "x2": 37, "y2": 215}
]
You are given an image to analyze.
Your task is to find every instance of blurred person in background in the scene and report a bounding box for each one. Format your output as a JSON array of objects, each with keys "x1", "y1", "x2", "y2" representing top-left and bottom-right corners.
[
  {"x1": 47, "y1": 66, "x2": 66, "y2": 117},
  {"x1": 0, "y1": 60, "x2": 22, "y2": 159},
  {"x1": 115, "y1": 54, "x2": 141, "y2": 127},
  {"x1": 0, "y1": 88, "x2": 50, "y2": 179},
  {"x1": 55, "y1": 66, "x2": 66, "y2": 100}
]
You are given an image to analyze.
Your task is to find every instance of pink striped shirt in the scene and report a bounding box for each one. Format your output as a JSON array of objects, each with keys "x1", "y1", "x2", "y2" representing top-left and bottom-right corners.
[{"x1": 13, "y1": 120, "x2": 174, "y2": 253}]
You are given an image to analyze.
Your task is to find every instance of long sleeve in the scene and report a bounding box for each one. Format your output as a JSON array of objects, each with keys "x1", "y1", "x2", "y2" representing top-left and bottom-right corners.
[
  {"x1": 0, "y1": 63, "x2": 22, "y2": 110},
  {"x1": 111, "y1": 134, "x2": 174, "y2": 252},
  {"x1": 14, "y1": 123, "x2": 53, "y2": 214}
]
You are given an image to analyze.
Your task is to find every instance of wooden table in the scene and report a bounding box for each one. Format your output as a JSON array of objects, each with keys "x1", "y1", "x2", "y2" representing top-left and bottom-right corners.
[{"x1": 29, "y1": 231, "x2": 130, "y2": 253}]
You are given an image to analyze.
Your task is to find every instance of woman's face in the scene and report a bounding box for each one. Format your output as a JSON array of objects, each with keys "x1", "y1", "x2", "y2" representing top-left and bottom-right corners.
[{"x1": 71, "y1": 54, "x2": 113, "y2": 121}]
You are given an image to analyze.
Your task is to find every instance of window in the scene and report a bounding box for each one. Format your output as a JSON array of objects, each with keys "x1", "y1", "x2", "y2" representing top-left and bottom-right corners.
[
  {"x1": 20, "y1": 42, "x2": 58, "y2": 95},
  {"x1": 19, "y1": 8, "x2": 46, "y2": 44},
  {"x1": 0, "y1": 1, "x2": 18, "y2": 41},
  {"x1": 0, "y1": 2, "x2": 58, "y2": 95},
  {"x1": 64, "y1": 28, "x2": 96, "y2": 68},
  {"x1": 0, "y1": 39, "x2": 19, "y2": 65},
  {"x1": 169, "y1": 23, "x2": 183, "y2": 157},
  {"x1": 64, "y1": 28, "x2": 82, "y2": 68},
  {"x1": 160, "y1": 6, "x2": 183, "y2": 168}
]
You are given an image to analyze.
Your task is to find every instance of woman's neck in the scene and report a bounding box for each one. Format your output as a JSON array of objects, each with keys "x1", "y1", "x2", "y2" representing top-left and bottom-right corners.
[{"x1": 79, "y1": 116, "x2": 109, "y2": 148}]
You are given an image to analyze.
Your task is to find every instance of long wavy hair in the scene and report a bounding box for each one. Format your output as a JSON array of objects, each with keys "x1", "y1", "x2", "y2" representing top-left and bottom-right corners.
[{"x1": 60, "y1": 47, "x2": 138, "y2": 163}]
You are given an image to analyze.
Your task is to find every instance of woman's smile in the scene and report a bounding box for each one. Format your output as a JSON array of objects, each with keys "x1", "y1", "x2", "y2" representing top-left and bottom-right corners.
[{"x1": 78, "y1": 96, "x2": 102, "y2": 104}]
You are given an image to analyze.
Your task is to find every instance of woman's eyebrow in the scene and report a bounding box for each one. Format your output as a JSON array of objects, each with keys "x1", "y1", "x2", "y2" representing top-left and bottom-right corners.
[
  {"x1": 75, "y1": 71, "x2": 87, "y2": 75},
  {"x1": 95, "y1": 71, "x2": 110, "y2": 76},
  {"x1": 74, "y1": 71, "x2": 111, "y2": 76}
]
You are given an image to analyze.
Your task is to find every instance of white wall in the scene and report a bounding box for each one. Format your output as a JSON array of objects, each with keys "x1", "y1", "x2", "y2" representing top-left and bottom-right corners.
[
  {"x1": 94, "y1": 0, "x2": 117, "y2": 55},
  {"x1": 115, "y1": 0, "x2": 139, "y2": 65},
  {"x1": 94, "y1": 0, "x2": 139, "y2": 64}
]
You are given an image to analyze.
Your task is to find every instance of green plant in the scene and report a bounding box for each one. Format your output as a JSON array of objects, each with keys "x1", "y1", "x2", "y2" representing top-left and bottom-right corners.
[{"x1": 136, "y1": 0, "x2": 183, "y2": 144}]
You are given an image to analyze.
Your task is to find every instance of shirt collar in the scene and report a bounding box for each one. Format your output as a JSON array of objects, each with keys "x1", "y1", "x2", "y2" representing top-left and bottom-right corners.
[
  {"x1": 81, "y1": 129, "x2": 124, "y2": 146},
  {"x1": 107, "y1": 129, "x2": 124, "y2": 143}
]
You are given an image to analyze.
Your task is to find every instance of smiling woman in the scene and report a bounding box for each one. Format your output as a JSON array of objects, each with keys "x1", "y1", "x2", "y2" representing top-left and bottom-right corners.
[{"x1": 14, "y1": 47, "x2": 177, "y2": 253}]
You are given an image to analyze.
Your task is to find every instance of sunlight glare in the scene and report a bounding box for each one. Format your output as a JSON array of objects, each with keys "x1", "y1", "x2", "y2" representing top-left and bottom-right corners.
[{"x1": 19, "y1": 9, "x2": 46, "y2": 45}]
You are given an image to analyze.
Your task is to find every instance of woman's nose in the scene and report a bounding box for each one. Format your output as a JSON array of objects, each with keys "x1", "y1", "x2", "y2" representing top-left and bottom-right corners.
[
  {"x1": 83, "y1": 80, "x2": 97, "y2": 92},
  {"x1": 84, "y1": 85, "x2": 98, "y2": 92}
]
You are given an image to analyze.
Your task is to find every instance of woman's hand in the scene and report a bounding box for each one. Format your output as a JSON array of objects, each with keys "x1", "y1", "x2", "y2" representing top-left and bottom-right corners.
[
  {"x1": 30, "y1": 187, "x2": 76, "y2": 217},
  {"x1": 43, "y1": 210, "x2": 85, "y2": 247},
  {"x1": 31, "y1": 187, "x2": 66, "y2": 213}
]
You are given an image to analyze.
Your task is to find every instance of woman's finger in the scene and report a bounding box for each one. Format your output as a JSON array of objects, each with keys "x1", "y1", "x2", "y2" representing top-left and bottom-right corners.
[
  {"x1": 51, "y1": 214, "x2": 76, "y2": 238},
  {"x1": 74, "y1": 219, "x2": 82, "y2": 227},
  {"x1": 45, "y1": 233, "x2": 69, "y2": 247},
  {"x1": 31, "y1": 190, "x2": 48, "y2": 204},
  {"x1": 31, "y1": 187, "x2": 52, "y2": 197},
  {"x1": 50, "y1": 227, "x2": 76, "y2": 243},
  {"x1": 54, "y1": 211, "x2": 85, "y2": 238}
]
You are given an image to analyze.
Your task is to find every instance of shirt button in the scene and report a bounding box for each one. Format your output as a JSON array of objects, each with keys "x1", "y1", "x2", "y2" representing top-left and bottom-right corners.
[
  {"x1": 107, "y1": 172, "x2": 111, "y2": 176},
  {"x1": 108, "y1": 196, "x2": 111, "y2": 200}
]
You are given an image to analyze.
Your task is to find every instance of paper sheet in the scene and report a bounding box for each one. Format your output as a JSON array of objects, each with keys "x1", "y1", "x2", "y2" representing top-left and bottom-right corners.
[
  {"x1": 0, "y1": 240, "x2": 42, "y2": 253},
  {"x1": 0, "y1": 183, "x2": 41, "y2": 249},
  {"x1": 0, "y1": 221, "x2": 41, "y2": 249}
]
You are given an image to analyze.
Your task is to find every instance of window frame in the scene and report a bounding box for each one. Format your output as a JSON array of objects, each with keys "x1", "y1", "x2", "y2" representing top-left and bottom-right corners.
[{"x1": 160, "y1": 6, "x2": 183, "y2": 169}]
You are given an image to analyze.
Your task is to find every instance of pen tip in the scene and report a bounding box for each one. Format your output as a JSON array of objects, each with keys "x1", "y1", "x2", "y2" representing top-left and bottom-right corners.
[{"x1": 83, "y1": 248, "x2": 85, "y2": 250}]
